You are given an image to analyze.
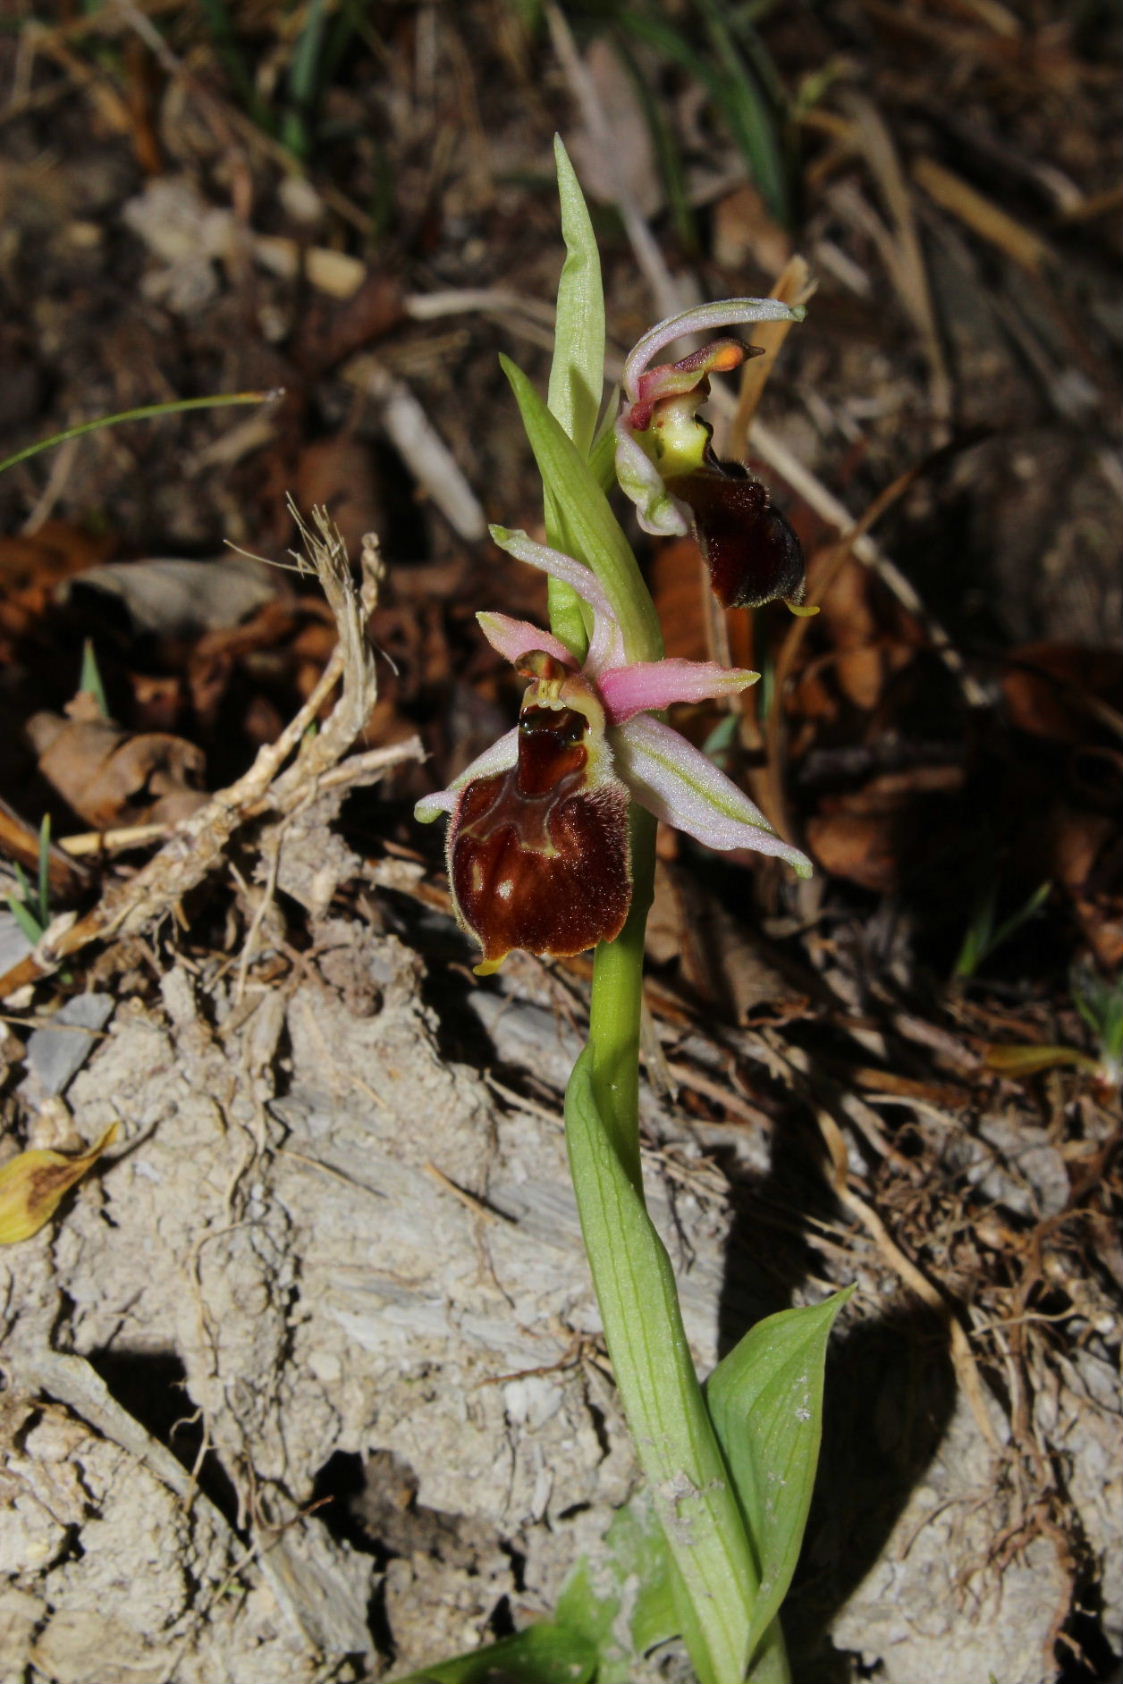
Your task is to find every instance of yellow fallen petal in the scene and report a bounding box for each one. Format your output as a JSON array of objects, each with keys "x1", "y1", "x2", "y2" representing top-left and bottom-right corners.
[{"x1": 0, "y1": 1124, "x2": 118, "y2": 1244}]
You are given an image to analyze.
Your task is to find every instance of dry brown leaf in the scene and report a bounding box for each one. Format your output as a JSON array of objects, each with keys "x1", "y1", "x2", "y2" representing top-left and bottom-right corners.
[
  {"x1": 0, "y1": 522, "x2": 115, "y2": 651},
  {"x1": 726, "y1": 254, "x2": 814, "y2": 457},
  {"x1": 1051, "y1": 810, "x2": 1123, "y2": 968},
  {"x1": 0, "y1": 1124, "x2": 117, "y2": 1245},
  {"x1": 817, "y1": 555, "x2": 920, "y2": 709},
  {"x1": 0, "y1": 795, "x2": 91, "y2": 900},
  {"x1": 26, "y1": 700, "x2": 207, "y2": 830},
  {"x1": 712, "y1": 182, "x2": 793, "y2": 276},
  {"x1": 568, "y1": 37, "x2": 663, "y2": 218},
  {"x1": 1002, "y1": 644, "x2": 1123, "y2": 744},
  {"x1": 650, "y1": 538, "x2": 710, "y2": 662},
  {"x1": 807, "y1": 766, "x2": 963, "y2": 892},
  {"x1": 295, "y1": 436, "x2": 385, "y2": 561},
  {"x1": 807, "y1": 809, "x2": 901, "y2": 893}
]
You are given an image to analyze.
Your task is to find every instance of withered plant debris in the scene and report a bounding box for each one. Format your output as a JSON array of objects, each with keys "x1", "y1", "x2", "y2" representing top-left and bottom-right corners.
[{"x1": 0, "y1": 5, "x2": 1118, "y2": 1682}]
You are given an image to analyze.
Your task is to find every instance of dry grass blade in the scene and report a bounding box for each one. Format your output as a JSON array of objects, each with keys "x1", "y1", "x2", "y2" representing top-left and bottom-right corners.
[
  {"x1": 737, "y1": 412, "x2": 988, "y2": 707},
  {"x1": 546, "y1": 0, "x2": 691, "y2": 321},
  {"x1": 760, "y1": 444, "x2": 966, "y2": 842},
  {"x1": 912, "y1": 155, "x2": 1053, "y2": 276},
  {"x1": 724, "y1": 255, "x2": 816, "y2": 461},
  {"x1": 773, "y1": 1035, "x2": 1003, "y2": 1453},
  {"x1": 848, "y1": 95, "x2": 953, "y2": 436},
  {"x1": 342, "y1": 359, "x2": 487, "y2": 541},
  {"x1": 822, "y1": 1110, "x2": 1003, "y2": 1453}
]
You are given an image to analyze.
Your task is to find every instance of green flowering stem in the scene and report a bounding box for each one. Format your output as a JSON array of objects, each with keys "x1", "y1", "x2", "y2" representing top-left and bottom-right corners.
[
  {"x1": 544, "y1": 135, "x2": 793, "y2": 1681},
  {"x1": 569, "y1": 813, "x2": 787, "y2": 1681},
  {"x1": 584, "y1": 807, "x2": 655, "y2": 1183},
  {"x1": 567, "y1": 830, "x2": 772, "y2": 1682}
]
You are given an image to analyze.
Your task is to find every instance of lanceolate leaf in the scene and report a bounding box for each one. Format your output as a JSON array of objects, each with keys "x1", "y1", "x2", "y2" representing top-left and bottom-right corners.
[
  {"x1": 543, "y1": 138, "x2": 604, "y2": 660},
  {"x1": 555, "y1": 1493, "x2": 677, "y2": 1684},
  {"x1": 548, "y1": 135, "x2": 605, "y2": 460},
  {"x1": 706, "y1": 1290, "x2": 853, "y2": 1664}
]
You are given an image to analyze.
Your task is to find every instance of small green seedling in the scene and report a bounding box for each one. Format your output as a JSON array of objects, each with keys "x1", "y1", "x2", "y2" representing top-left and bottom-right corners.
[{"x1": 4, "y1": 817, "x2": 53, "y2": 946}]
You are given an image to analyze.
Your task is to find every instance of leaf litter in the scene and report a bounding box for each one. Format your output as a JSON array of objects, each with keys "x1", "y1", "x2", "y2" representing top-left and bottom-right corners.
[{"x1": 0, "y1": 5, "x2": 1120, "y2": 1682}]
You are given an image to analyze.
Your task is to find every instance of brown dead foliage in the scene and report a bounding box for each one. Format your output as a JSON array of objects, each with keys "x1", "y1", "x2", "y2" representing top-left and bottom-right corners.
[{"x1": 27, "y1": 693, "x2": 208, "y2": 830}]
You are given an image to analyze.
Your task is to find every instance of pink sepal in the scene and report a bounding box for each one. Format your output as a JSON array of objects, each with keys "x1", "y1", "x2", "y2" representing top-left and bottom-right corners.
[{"x1": 612, "y1": 713, "x2": 812, "y2": 876}]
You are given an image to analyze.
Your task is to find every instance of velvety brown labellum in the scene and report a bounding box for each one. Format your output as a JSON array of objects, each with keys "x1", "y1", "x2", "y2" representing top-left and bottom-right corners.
[
  {"x1": 449, "y1": 705, "x2": 631, "y2": 970},
  {"x1": 668, "y1": 461, "x2": 805, "y2": 609}
]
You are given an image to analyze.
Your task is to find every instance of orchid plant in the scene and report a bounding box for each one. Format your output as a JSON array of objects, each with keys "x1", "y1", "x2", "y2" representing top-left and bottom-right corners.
[{"x1": 407, "y1": 141, "x2": 849, "y2": 1684}]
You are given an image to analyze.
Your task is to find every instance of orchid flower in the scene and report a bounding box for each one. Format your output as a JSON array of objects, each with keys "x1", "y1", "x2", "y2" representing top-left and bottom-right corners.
[
  {"x1": 615, "y1": 299, "x2": 811, "y2": 612},
  {"x1": 416, "y1": 523, "x2": 811, "y2": 974}
]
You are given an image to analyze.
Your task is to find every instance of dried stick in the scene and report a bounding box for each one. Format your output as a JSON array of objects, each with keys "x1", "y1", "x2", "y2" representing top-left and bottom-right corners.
[{"x1": 0, "y1": 516, "x2": 420, "y2": 998}]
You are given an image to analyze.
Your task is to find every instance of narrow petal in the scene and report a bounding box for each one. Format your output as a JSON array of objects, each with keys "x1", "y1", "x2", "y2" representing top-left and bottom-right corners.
[
  {"x1": 414, "y1": 727, "x2": 519, "y2": 823},
  {"x1": 627, "y1": 338, "x2": 755, "y2": 432},
  {"x1": 599, "y1": 659, "x2": 759, "y2": 724},
  {"x1": 623, "y1": 299, "x2": 804, "y2": 401},
  {"x1": 490, "y1": 524, "x2": 614, "y2": 619},
  {"x1": 477, "y1": 611, "x2": 577, "y2": 670},
  {"x1": 612, "y1": 713, "x2": 812, "y2": 876}
]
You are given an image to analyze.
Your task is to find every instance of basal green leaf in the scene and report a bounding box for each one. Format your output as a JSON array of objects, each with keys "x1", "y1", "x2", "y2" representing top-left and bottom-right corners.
[
  {"x1": 501, "y1": 358, "x2": 662, "y2": 665},
  {"x1": 555, "y1": 1492, "x2": 677, "y2": 1683},
  {"x1": 707, "y1": 1290, "x2": 853, "y2": 1665},
  {"x1": 390, "y1": 1621, "x2": 596, "y2": 1684}
]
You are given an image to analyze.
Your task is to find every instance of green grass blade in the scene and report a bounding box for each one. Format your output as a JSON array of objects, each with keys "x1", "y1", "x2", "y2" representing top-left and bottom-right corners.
[
  {"x1": 697, "y1": 0, "x2": 793, "y2": 226},
  {"x1": 707, "y1": 1290, "x2": 853, "y2": 1664},
  {"x1": 0, "y1": 391, "x2": 280, "y2": 479},
  {"x1": 612, "y1": 30, "x2": 698, "y2": 254},
  {"x1": 197, "y1": 0, "x2": 271, "y2": 130},
  {"x1": 5, "y1": 896, "x2": 44, "y2": 946},
  {"x1": 79, "y1": 640, "x2": 110, "y2": 719},
  {"x1": 36, "y1": 816, "x2": 51, "y2": 930},
  {"x1": 282, "y1": 0, "x2": 329, "y2": 158}
]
